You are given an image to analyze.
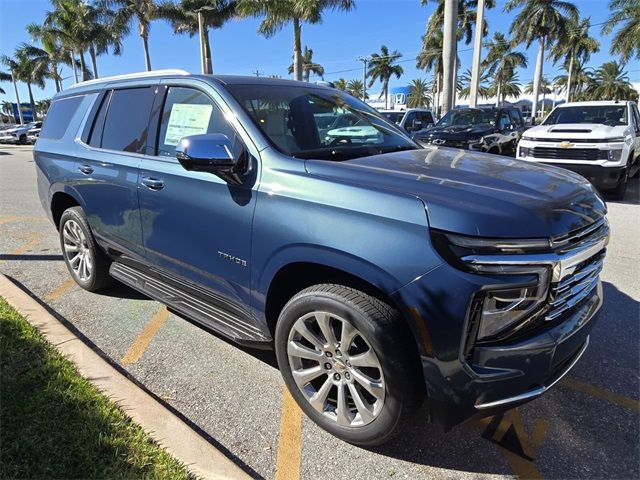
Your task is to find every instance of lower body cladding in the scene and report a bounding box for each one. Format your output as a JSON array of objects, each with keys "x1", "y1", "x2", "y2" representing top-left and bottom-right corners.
[{"x1": 391, "y1": 261, "x2": 603, "y2": 428}]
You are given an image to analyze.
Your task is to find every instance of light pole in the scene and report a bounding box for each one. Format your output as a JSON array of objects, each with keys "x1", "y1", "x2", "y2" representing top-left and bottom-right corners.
[
  {"x1": 469, "y1": 0, "x2": 484, "y2": 108},
  {"x1": 357, "y1": 56, "x2": 370, "y2": 101}
]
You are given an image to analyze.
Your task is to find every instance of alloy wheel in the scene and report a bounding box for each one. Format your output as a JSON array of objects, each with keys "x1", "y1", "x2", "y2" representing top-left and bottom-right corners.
[
  {"x1": 62, "y1": 219, "x2": 93, "y2": 281},
  {"x1": 287, "y1": 311, "x2": 385, "y2": 427}
]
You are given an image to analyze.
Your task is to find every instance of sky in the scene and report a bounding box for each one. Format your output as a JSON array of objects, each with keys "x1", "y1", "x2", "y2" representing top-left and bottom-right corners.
[{"x1": 0, "y1": 0, "x2": 637, "y2": 105}]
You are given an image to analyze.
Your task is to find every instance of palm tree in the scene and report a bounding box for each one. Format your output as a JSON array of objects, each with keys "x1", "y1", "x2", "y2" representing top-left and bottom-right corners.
[
  {"x1": 36, "y1": 99, "x2": 52, "y2": 118},
  {"x1": 155, "y1": 0, "x2": 236, "y2": 74},
  {"x1": 492, "y1": 68, "x2": 522, "y2": 103},
  {"x1": 550, "y1": 17, "x2": 599, "y2": 102},
  {"x1": 238, "y1": 0, "x2": 354, "y2": 81},
  {"x1": 505, "y1": 0, "x2": 578, "y2": 122},
  {"x1": 1, "y1": 50, "x2": 45, "y2": 121},
  {"x1": 424, "y1": 0, "x2": 495, "y2": 45},
  {"x1": 346, "y1": 79, "x2": 367, "y2": 99},
  {"x1": 602, "y1": 0, "x2": 640, "y2": 62},
  {"x1": 525, "y1": 76, "x2": 553, "y2": 115},
  {"x1": 482, "y1": 32, "x2": 527, "y2": 107},
  {"x1": 408, "y1": 78, "x2": 432, "y2": 107},
  {"x1": 287, "y1": 46, "x2": 324, "y2": 81},
  {"x1": 587, "y1": 61, "x2": 636, "y2": 100},
  {"x1": 332, "y1": 78, "x2": 347, "y2": 91},
  {"x1": 458, "y1": 68, "x2": 490, "y2": 100},
  {"x1": 416, "y1": 29, "x2": 446, "y2": 116},
  {"x1": 367, "y1": 45, "x2": 403, "y2": 109},
  {"x1": 103, "y1": 0, "x2": 157, "y2": 71},
  {"x1": 0, "y1": 71, "x2": 11, "y2": 95},
  {"x1": 554, "y1": 59, "x2": 595, "y2": 100}
]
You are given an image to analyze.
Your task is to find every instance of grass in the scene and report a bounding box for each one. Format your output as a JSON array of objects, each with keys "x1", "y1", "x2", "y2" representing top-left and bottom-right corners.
[{"x1": 0, "y1": 297, "x2": 197, "y2": 479}]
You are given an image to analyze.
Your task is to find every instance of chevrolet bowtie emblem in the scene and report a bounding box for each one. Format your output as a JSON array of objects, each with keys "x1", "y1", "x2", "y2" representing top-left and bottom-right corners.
[{"x1": 559, "y1": 141, "x2": 573, "y2": 148}]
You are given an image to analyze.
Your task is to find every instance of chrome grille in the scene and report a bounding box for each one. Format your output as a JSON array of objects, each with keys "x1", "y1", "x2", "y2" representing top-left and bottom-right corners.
[
  {"x1": 528, "y1": 147, "x2": 607, "y2": 161},
  {"x1": 546, "y1": 218, "x2": 609, "y2": 321}
]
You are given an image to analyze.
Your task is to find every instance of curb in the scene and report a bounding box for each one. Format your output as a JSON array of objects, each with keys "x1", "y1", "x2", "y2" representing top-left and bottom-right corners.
[{"x1": 0, "y1": 273, "x2": 250, "y2": 480}]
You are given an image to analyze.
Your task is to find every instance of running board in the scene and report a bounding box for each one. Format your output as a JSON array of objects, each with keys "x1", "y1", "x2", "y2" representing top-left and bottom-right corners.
[{"x1": 109, "y1": 261, "x2": 271, "y2": 347}]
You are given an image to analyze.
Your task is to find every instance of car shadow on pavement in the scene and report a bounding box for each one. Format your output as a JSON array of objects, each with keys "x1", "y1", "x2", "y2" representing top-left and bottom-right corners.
[{"x1": 604, "y1": 176, "x2": 639, "y2": 205}]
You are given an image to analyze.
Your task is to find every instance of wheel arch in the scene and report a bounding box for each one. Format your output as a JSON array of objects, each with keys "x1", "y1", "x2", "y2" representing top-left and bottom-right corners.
[{"x1": 50, "y1": 188, "x2": 83, "y2": 229}]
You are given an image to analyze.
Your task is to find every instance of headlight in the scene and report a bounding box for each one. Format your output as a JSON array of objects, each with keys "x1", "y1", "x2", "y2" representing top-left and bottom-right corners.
[
  {"x1": 607, "y1": 149, "x2": 624, "y2": 161},
  {"x1": 472, "y1": 266, "x2": 550, "y2": 341},
  {"x1": 521, "y1": 136, "x2": 533, "y2": 141},
  {"x1": 607, "y1": 137, "x2": 625, "y2": 142}
]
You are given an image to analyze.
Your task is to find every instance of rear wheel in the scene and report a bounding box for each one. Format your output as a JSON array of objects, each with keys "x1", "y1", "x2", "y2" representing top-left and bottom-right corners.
[
  {"x1": 19, "y1": 134, "x2": 26, "y2": 145},
  {"x1": 59, "y1": 206, "x2": 113, "y2": 292},
  {"x1": 275, "y1": 284, "x2": 423, "y2": 446}
]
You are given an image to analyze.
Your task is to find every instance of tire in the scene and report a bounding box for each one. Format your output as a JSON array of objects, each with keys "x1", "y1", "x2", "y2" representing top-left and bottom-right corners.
[
  {"x1": 608, "y1": 167, "x2": 628, "y2": 201},
  {"x1": 275, "y1": 284, "x2": 424, "y2": 446},
  {"x1": 19, "y1": 134, "x2": 27, "y2": 145},
  {"x1": 59, "y1": 206, "x2": 113, "y2": 292}
]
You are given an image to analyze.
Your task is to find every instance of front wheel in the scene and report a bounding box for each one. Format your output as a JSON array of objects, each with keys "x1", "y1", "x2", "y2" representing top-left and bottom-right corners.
[
  {"x1": 275, "y1": 284, "x2": 423, "y2": 446},
  {"x1": 59, "y1": 206, "x2": 113, "y2": 292},
  {"x1": 608, "y1": 168, "x2": 628, "y2": 201}
]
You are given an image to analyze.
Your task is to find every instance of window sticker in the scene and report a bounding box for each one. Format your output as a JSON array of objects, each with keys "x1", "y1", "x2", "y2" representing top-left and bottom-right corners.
[{"x1": 164, "y1": 103, "x2": 213, "y2": 146}]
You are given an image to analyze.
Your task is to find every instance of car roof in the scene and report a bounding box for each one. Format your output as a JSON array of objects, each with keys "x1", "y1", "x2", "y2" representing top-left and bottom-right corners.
[
  {"x1": 557, "y1": 100, "x2": 631, "y2": 107},
  {"x1": 62, "y1": 69, "x2": 329, "y2": 96}
]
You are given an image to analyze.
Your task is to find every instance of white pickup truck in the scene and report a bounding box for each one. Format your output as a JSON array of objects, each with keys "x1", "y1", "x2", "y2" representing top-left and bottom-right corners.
[
  {"x1": 0, "y1": 121, "x2": 42, "y2": 144},
  {"x1": 517, "y1": 101, "x2": 640, "y2": 200}
]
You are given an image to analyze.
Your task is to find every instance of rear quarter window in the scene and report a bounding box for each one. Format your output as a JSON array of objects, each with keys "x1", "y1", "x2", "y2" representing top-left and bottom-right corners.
[
  {"x1": 100, "y1": 87, "x2": 155, "y2": 154},
  {"x1": 39, "y1": 95, "x2": 84, "y2": 140}
]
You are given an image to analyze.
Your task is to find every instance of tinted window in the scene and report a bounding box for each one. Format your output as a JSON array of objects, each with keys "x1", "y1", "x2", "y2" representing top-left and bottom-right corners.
[
  {"x1": 508, "y1": 109, "x2": 523, "y2": 126},
  {"x1": 156, "y1": 87, "x2": 236, "y2": 157},
  {"x1": 227, "y1": 84, "x2": 416, "y2": 160},
  {"x1": 101, "y1": 87, "x2": 155, "y2": 153},
  {"x1": 39, "y1": 95, "x2": 84, "y2": 139},
  {"x1": 543, "y1": 105, "x2": 628, "y2": 126},
  {"x1": 88, "y1": 91, "x2": 111, "y2": 147},
  {"x1": 437, "y1": 109, "x2": 496, "y2": 127},
  {"x1": 419, "y1": 112, "x2": 434, "y2": 125}
]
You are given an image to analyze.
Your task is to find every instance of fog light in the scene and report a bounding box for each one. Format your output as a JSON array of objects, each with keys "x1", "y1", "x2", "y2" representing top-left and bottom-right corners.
[{"x1": 607, "y1": 149, "x2": 623, "y2": 162}]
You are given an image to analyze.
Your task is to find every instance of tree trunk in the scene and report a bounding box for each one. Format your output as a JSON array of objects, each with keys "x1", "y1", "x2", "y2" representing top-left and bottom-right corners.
[
  {"x1": 79, "y1": 50, "x2": 88, "y2": 81},
  {"x1": 52, "y1": 64, "x2": 61, "y2": 93},
  {"x1": 530, "y1": 36, "x2": 545, "y2": 123},
  {"x1": 469, "y1": 0, "x2": 485, "y2": 108},
  {"x1": 204, "y1": 27, "x2": 212, "y2": 74},
  {"x1": 292, "y1": 18, "x2": 302, "y2": 81},
  {"x1": 27, "y1": 82, "x2": 36, "y2": 121},
  {"x1": 441, "y1": 0, "x2": 458, "y2": 115},
  {"x1": 70, "y1": 50, "x2": 78, "y2": 84},
  {"x1": 11, "y1": 72, "x2": 24, "y2": 124},
  {"x1": 434, "y1": 73, "x2": 440, "y2": 119},
  {"x1": 140, "y1": 21, "x2": 152, "y2": 71},
  {"x1": 89, "y1": 44, "x2": 99, "y2": 79},
  {"x1": 566, "y1": 54, "x2": 574, "y2": 102},
  {"x1": 495, "y1": 81, "x2": 501, "y2": 108}
]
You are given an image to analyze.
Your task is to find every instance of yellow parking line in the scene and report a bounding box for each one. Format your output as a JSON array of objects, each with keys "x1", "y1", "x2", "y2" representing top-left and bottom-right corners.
[
  {"x1": 11, "y1": 232, "x2": 42, "y2": 255},
  {"x1": 561, "y1": 377, "x2": 640, "y2": 413},
  {"x1": 0, "y1": 215, "x2": 47, "y2": 227},
  {"x1": 44, "y1": 277, "x2": 76, "y2": 302},
  {"x1": 274, "y1": 387, "x2": 303, "y2": 480},
  {"x1": 121, "y1": 306, "x2": 169, "y2": 365}
]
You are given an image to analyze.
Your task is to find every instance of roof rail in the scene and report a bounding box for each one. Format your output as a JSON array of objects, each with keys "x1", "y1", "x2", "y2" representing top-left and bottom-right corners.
[{"x1": 68, "y1": 69, "x2": 190, "y2": 89}]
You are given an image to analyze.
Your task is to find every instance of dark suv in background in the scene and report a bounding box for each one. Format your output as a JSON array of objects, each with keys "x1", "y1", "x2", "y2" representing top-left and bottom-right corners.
[
  {"x1": 35, "y1": 71, "x2": 607, "y2": 445},
  {"x1": 413, "y1": 106, "x2": 526, "y2": 156}
]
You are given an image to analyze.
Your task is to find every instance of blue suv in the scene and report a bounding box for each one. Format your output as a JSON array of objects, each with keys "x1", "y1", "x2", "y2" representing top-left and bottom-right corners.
[{"x1": 35, "y1": 70, "x2": 608, "y2": 445}]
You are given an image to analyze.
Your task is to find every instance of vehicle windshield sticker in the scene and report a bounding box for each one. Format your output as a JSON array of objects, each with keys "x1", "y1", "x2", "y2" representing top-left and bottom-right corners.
[{"x1": 164, "y1": 103, "x2": 213, "y2": 146}]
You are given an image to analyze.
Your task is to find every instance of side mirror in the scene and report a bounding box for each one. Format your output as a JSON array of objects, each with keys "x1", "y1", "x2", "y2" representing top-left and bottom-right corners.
[
  {"x1": 176, "y1": 133, "x2": 246, "y2": 185},
  {"x1": 411, "y1": 119, "x2": 423, "y2": 131}
]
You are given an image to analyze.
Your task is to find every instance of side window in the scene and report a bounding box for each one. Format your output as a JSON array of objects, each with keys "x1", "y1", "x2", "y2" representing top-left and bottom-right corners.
[
  {"x1": 632, "y1": 104, "x2": 640, "y2": 130},
  {"x1": 508, "y1": 109, "x2": 523, "y2": 127},
  {"x1": 88, "y1": 91, "x2": 112, "y2": 148},
  {"x1": 40, "y1": 95, "x2": 84, "y2": 140},
  {"x1": 100, "y1": 87, "x2": 155, "y2": 153},
  {"x1": 420, "y1": 112, "x2": 434, "y2": 125},
  {"x1": 403, "y1": 112, "x2": 416, "y2": 129},
  {"x1": 157, "y1": 86, "x2": 236, "y2": 157},
  {"x1": 498, "y1": 111, "x2": 511, "y2": 130}
]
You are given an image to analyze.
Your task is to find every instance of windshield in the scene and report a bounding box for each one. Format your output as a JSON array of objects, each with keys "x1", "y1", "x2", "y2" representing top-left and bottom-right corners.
[
  {"x1": 380, "y1": 111, "x2": 403, "y2": 124},
  {"x1": 543, "y1": 105, "x2": 628, "y2": 126},
  {"x1": 436, "y1": 109, "x2": 496, "y2": 128},
  {"x1": 226, "y1": 84, "x2": 418, "y2": 160}
]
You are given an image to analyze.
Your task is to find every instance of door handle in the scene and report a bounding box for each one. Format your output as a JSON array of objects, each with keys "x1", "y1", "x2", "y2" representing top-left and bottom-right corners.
[
  {"x1": 78, "y1": 165, "x2": 94, "y2": 175},
  {"x1": 141, "y1": 177, "x2": 165, "y2": 190}
]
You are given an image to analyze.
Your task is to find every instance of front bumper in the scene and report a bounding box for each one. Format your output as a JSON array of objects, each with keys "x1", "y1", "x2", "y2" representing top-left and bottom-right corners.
[
  {"x1": 536, "y1": 162, "x2": 626, "y2": 190},
  {"x1": 392, "y1": 250, "x2": 604, "y2": 427},
  {"x1": 0, "y1": 135, "x2": 21, "y2": 144}
]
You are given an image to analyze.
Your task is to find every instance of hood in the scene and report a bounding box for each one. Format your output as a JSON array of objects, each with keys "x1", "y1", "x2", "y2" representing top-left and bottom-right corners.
[
  {"x1": 305, "y1": 147, "x2": 606, "y2": 238},
  {"x1": 525, "y1": 123, "x2": 628, "y2": 140},
  {"x1": 419, "y1": 124, "x2": 494, "y2": 140}
]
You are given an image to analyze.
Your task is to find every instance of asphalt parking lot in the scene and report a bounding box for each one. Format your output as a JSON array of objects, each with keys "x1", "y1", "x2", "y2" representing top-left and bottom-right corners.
[{"x1": 1, "y1": 144, "x2": 639, "y2": 480}]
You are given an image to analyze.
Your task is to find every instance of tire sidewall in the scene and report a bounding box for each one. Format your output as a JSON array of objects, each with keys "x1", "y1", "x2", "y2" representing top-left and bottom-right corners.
[
  {"x1": 275, "y1": 290, "x2": 408, "y2": 446},
  {"x1": 59, "y1": 207, "x2": 100, "y2": 291}
]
